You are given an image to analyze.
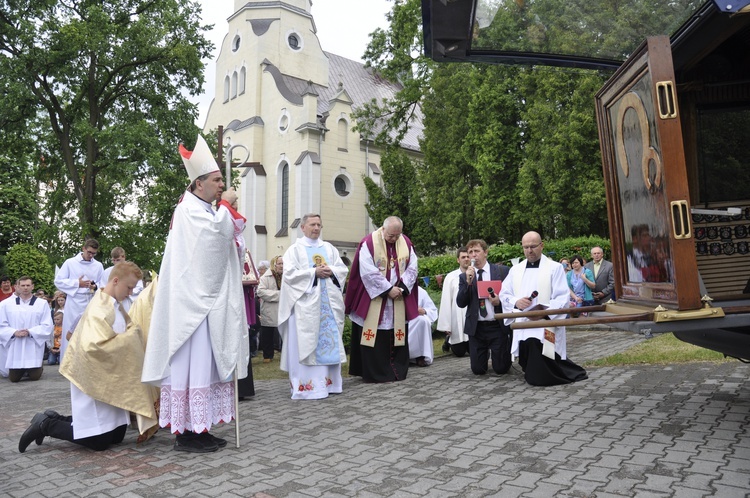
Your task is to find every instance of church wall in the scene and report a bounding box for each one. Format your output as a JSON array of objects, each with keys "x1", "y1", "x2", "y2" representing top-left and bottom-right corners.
[{"x1": 317, "y1": 102, "x2": 378, "y2": 244}]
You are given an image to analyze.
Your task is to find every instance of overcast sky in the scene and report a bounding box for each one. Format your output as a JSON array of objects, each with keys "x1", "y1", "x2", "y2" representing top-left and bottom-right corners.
[{"x1": 193, "y1": 0, "x2": 393, "y2": 125}]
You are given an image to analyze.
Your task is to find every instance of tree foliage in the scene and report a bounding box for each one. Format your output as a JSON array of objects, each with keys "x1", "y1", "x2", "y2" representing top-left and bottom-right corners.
[
  {"x1": 358, "y1": 0, "x2": 700, "y2": 254},
  {"x1": 0, "y1": 161, "x2": 37, "y2": 253},
  {"x1": 0, "y1": 0, "x2": 211, "y2": 269},
  {"x1": 364, "y1": 146, "x2": 435, "y2": 252}
]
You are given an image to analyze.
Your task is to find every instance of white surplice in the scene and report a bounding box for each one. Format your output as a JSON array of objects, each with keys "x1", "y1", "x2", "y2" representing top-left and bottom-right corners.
[
  {"x1": 499, "y1": 255, "x2": 570, "y2": 359},
  {"x1": 0, "y1": 295, "x2": 53, "y2": 370},
  {"x1": 278, "y1": 236, "x2": 348, "y2": 400},
  {"x1": 408, "y1": 287, "x2": 438, "y2": 365},
  {"x1": 436, "y1": 269, "x2": 468, "y2": 345}
]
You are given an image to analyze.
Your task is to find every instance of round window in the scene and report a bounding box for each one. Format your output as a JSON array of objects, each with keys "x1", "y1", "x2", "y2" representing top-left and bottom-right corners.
[
  {"x1": 232, "y1": 35, "x2": 241, "y2": 52},
  {"x1": 288, "y1": 34, "x2": 300, "y2": 50},
  {"x1": 334, "y1": 174, "x2": 351, "y2": 197},
  {"x1": 279, "y1": 114, "x2": 289, "y2": 132}
]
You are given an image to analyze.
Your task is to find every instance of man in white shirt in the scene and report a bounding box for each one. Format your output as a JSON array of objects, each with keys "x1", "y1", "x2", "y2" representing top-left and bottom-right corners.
[{"x1": 142, "y1": 135, "x2": 248, "y2": 453}]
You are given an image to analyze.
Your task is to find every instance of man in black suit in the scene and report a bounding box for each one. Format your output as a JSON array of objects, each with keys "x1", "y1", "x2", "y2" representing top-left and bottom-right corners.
[
  {"x1": 456, "y1": 239, "x2": 511, "y2": 375},
  {"x1": 584, "y1": 246, "x2": 614, "y2": 304}
]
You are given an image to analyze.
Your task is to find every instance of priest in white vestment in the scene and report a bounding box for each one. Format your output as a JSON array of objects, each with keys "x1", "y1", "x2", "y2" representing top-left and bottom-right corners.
[
  {"x1": 142, "y1": 135, "x2": 249, "y2": 453},
  {"x1": 278, "y1": 214, "x2": 348, "y2": 400},
  {"x1": 436, "y1": 247, "x2": 471, "y2": 357},
  {"x1": 0, "y1": 277, "x2": 53, "y2": 382},
  {"x1": 54, "y1": 239, "x2": 103, "y2": 362},
  {"x1": 499, "y1": 231, "x2": 587, "y2": 386},
  {"x1": 408, "y1": 286, "x2": 438, "y2": 366},
  {"x1": 19, "y1": 262, "x2": 158, "y2": 453}
]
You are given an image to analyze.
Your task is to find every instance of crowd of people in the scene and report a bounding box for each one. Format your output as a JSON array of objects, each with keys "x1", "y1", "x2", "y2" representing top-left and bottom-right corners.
[{"x1": 6, "y1": 135, "x2": 609, "y2": 456}]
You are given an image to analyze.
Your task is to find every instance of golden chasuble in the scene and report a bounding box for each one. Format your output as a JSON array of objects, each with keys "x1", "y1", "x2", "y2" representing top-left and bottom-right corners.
[{"x1": 60, "y1": 289, "x2": 158, "y2": 437}]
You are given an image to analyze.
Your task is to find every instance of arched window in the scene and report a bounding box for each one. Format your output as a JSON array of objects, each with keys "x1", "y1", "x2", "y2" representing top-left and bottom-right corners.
[
  {"x1": 231, "y1": 71, "x2": 238, "y2": 99},
  {"x1": 239, "y1": 67, "x2": 246, "y2": 95},
  {"x1": 338, "y1": 118, "x2": 348, "y2": 151},
  {"x1": 224, "y1": 76, "x2": 230, "y2": 102}
]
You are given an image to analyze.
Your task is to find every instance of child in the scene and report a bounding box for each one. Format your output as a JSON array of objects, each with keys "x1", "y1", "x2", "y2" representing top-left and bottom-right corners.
[{"x1": 48, "y1": 311, "x2": 63, "y2": 365}]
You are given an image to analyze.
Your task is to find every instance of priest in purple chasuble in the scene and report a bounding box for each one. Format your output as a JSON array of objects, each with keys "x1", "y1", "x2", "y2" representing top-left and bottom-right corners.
[
  {"x1": 277, "y1": 214, "x2": 348, "y2": 400},
  {"x1": 345, "y1": 216, "x2": 419, "y2": 383},
  {"x1": 141, "y1": 135, "x2": 249, "y2": 453}
]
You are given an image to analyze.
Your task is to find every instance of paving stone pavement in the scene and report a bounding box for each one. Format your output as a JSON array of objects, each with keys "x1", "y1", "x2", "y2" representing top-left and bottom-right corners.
[{"x1": 2, "y1": 327, "x2": 750, "y2": 497}]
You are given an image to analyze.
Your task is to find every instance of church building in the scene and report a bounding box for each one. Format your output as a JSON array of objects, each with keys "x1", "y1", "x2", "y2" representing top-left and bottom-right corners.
[{"x1": 202, "y1": 0, "x2": 423, "y2": 263}]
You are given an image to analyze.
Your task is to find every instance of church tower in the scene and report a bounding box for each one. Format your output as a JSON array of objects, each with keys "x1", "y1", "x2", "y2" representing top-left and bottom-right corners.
[{"x1": 203, "y1": 0, "x2": 421, "y2": 262}]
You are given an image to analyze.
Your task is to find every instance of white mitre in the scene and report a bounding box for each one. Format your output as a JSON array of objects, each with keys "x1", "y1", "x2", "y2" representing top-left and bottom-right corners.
[{"x1": 179, "y1": 135, "x2": 219, "y2": 183}]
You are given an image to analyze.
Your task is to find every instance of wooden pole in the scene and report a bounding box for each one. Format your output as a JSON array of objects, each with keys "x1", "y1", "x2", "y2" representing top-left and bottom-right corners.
[
  {"x1": 233, "y1": 367, "x2": 240, "y2": 448},
  {"x1": 510, "y1": 312, "x2": 654, "y2": 329},
  {"x1": 494, "y1": 304, "x2": 606, "y2": 321}
]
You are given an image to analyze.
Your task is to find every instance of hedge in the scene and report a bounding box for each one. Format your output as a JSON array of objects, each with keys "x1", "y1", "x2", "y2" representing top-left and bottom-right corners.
[{"x1": 418, "y1": 236, "x2": 611, "y2": 291}]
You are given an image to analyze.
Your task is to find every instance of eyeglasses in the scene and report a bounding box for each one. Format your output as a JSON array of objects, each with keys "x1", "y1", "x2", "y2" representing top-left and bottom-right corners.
[{"x1": 522, "y1": 243, "x2": 542, "y2": 250}]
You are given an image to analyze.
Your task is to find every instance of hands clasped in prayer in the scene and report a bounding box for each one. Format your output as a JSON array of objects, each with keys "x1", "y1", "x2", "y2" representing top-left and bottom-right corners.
[
  {"x1": 388, "y1": 286, "x2": 404, "y2": 300},
  {"x1": 314, "y1": 263, "x2": 333, "y2": 279}
]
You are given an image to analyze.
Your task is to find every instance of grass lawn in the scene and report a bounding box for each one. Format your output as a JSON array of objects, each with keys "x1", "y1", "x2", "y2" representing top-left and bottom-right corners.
[{"x1": 584, "y1": 332, "x2": 732, "y2": 367}]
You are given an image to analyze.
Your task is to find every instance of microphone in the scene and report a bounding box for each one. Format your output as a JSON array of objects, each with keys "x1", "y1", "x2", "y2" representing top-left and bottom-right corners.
[
  {"x1": 528, "y1": 290, "x2": 538, "y2": 300},
  {"x1": 487, "y1": 287, "x2": 496, "y2": 299},
  {"x1": 470, "y1": 258, "x2": 476, "y2": 267}
]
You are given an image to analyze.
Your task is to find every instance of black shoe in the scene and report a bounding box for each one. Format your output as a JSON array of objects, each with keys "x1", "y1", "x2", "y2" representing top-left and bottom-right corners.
[
  {"x1": 44, "y1": 409, "x2": 61, "y2": 420},
  {"x1": 174, "y1": 431, "x2": 218, "y2": 453},
  {"x1": 19, "y1": 413, "x2": 47, "y2": 453},
  {"x1": 441, "y1": 341, "x2": 450, "y2": 353},
  {"x1": 203, "y1": 432, "x2": 227, "y2": 448}
]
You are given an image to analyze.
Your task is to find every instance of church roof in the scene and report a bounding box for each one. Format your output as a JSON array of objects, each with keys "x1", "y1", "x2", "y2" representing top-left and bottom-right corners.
[{"x1": 271, "y1": 52, "x2": 423, "y2": 152}]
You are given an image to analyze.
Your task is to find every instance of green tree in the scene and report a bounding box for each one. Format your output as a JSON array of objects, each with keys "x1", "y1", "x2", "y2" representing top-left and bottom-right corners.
[
  {"x1": 418, "y1": 64, "x2": 480, "y2": 248},
  {"x1": 358, "y1": 0, "x2": 704, "y2": 251},
  {"x1": 364, "y1": 146, "x2": 436, "y2": 253},
  {"x1": 0, "y1": 0, "x2": 211, "y2": 266},
  {"x1": 5, "y1": 243, "x2": 55, "y2": 294},
  {"x1": 516, "y1": 67, "x2": 608, "y2": 239},
  {"x1": 0, "y1": 162, "x2": 37, "y2": 253}
]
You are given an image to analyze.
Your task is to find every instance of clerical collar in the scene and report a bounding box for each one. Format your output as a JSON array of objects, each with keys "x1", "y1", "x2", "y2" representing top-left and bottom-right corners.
[
  {"x1": 302, "y1": 236, "x2": 321, "y2": 246},
  {"x1": 526, "y1": 260, "x2": 540, "y2": 268}
]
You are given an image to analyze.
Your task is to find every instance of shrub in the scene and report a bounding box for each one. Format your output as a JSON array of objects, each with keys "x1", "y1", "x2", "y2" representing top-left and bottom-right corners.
[{"x1": 4, "y1": 243, "x2": 55, "y2": 295}]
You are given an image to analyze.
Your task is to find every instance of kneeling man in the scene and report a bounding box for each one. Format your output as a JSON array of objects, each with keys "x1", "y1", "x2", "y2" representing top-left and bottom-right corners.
[
  {"x1": 0, "y1": 277, "x2": 53, "y2": 382},
  {"x1": 499, "y1": 231, "x2": 588, "y2": 386},
  {"x1": 19, "y1": 262, "x2": 158, "y2": 452},
  {"x1": 408, "y1": 286, "x2": 437, "y2": 367}
]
